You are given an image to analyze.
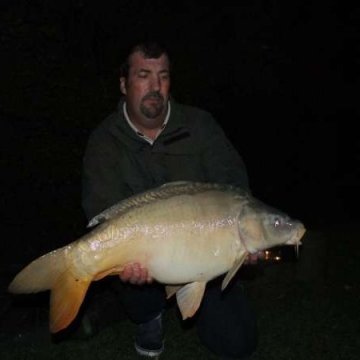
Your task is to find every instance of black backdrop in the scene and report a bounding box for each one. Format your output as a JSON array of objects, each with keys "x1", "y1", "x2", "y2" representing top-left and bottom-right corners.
[{"x1": 1, "y1": 1, "x2": 357, "y2": 256}]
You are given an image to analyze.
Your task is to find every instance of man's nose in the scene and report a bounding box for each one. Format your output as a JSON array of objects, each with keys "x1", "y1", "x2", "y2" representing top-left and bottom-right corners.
[{"x1": 150, "y1": 76, "x2": 161, "y2": 91}]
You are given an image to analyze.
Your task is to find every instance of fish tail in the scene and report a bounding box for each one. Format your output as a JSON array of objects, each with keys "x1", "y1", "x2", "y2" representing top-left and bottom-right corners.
[
  {"x1": 8, "y1": 246, "x2": 92, "y2": 333},
  {"x1": 8, "y1": 247, "x2": 71, "y2": 294},
  {"x1": 49, "y1": 269, "x2": 91, "y2": 333}
]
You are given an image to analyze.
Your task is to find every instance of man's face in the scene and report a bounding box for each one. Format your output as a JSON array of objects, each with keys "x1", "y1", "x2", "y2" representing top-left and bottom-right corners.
[{"x1": 120, "y1": 52, "x2": 170, "y2": 125}]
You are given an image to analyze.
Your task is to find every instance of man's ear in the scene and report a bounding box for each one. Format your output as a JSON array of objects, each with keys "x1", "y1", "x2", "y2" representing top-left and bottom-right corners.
[{"x1": 120, "y1": 77, "x2": 126, "y2": 95}]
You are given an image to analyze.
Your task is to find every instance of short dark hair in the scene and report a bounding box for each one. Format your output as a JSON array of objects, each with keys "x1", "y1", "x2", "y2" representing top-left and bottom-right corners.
[{"x1": 120, "y1": 41, "x2": 170, "y2": 79}]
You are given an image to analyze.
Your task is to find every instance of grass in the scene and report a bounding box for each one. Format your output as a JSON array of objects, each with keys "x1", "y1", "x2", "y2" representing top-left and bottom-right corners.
[{"x1": 1, "y1": 224, "x2": 359, "y2": 360}]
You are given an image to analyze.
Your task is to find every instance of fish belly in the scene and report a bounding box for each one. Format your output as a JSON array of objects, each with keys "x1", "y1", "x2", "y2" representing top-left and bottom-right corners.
[{"x1": 144, "y1": 229, "x2": 239, "y2": 284}]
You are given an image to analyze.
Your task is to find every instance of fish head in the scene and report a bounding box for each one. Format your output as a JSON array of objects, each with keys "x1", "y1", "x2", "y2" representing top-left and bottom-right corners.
[{"x1": 237, "y1": 198, "x2": 306, "y2": 253}]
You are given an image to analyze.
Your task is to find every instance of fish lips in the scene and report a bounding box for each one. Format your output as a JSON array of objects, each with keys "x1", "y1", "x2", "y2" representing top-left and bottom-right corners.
[{"x1": 285, "y1": 225, "x2": 306, "y2": 245}]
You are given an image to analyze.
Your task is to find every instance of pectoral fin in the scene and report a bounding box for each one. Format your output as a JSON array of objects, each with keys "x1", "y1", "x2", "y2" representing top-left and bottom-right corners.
[
  {"x1": 221, "y1": 250, "x2": 248, "y2": 291},
  {"x1": 176, "y1": 281, "x2": 206, "y2": 320}
]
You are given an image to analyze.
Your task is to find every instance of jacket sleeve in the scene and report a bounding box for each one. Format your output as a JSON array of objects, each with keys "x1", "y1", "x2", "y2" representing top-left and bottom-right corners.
[
  {"x1": 81, "y1": 131, "x2": 132, "y2": 222},
  {"x1": 198, "y1": 114, "x2": 251, "y2": 192}
]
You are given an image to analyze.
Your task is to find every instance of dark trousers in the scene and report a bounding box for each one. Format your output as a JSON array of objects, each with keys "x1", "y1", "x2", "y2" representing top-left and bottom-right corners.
[{"x1": 121, "y1": 275, "x2": 258, "y2": 359}]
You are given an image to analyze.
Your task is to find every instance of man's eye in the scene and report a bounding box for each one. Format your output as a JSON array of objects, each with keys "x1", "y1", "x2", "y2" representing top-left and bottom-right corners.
[{"x1": 138, "y1": 73, "x2": 148, "y2": 78}]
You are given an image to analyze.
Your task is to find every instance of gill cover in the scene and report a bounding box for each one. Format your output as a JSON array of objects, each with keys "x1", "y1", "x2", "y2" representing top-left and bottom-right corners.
[{"x1": 237, "y1": 198, "x2": 303, "y2": 253}]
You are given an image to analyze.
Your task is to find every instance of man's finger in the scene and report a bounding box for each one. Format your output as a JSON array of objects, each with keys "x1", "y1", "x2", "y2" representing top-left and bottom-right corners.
[
  {"x1": 119, "y1": 265, "x2": 133, "y2": 282},
  {"x1": 129, "y1": 263, "x2": 141, "y2": 284}
]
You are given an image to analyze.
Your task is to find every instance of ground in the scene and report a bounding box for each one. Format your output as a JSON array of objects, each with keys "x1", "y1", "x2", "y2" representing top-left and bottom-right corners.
[{"x1": 1, "y1": 225, "x2": 359, "y2": 359}]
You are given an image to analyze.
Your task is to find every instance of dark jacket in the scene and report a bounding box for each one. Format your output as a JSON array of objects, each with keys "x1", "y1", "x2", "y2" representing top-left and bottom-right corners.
[{"x1": 82, "y1": 97, "x2": 250, "y2": 221}]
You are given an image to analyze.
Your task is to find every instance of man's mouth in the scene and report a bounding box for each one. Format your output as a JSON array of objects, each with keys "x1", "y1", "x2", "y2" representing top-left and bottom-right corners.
[
  {"x1": 146, "y1": 97, "x2": 159, "y2": 103},
  {"x1": 144, "y1": 92, "x2": 164, "y2": 103}
]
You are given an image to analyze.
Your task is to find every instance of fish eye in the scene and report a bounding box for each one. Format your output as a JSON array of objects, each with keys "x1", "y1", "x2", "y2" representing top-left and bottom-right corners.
[{"x1": 274, "y1": 217, "x2": 282, "y2": 228}]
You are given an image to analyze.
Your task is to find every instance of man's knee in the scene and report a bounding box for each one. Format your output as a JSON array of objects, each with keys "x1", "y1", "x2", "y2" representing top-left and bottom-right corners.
[
  {"x1": 196, "y1": 316, "x2": 257, "y2": 358},
  {"x1": 195, "y1": 279, "x2": 258, "y2": 358}
]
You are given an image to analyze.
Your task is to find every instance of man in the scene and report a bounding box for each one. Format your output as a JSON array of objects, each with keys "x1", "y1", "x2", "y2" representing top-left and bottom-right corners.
[{"x1": 82, "y1": 41, "x2": 257, "y2": 359}]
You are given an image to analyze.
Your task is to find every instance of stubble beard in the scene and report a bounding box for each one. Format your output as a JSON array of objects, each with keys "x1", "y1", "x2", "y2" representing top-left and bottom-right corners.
[{"x1": 140, "y1": 91, "x2": 165, "y2": 119}]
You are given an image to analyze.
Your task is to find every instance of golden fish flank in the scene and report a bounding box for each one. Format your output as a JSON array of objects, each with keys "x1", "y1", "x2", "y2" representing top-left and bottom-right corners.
[{"x1": 8, "y1": 181, "x2": 306, "y2": 333}]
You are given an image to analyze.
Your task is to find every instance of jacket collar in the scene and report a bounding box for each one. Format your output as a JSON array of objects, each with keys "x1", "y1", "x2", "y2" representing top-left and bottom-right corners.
[{"x1": 110, "y1": 97, "x2": 190, "y2": 151}]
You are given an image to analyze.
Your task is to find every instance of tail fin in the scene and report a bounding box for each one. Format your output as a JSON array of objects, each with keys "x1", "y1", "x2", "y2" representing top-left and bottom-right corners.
[
  {"x1": 8, "y1": 246, "x2": 92, "y2": 333},
  {"x1": 50, "y1": 269, "x2": 91, "y2": 333}
]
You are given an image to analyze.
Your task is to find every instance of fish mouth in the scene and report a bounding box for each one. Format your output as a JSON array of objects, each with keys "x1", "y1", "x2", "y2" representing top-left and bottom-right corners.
[
  {"x1": 285, "y1": 226, "x2": 306, "y2": 258},
  {"x1": 285, "y1": 226, "x2": 306, "y2": 246}
]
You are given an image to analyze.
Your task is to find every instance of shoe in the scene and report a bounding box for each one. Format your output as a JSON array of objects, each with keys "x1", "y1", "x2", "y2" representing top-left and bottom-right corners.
[{"x1": 134, "y1": 312, "x2": 164, "y2": 357}]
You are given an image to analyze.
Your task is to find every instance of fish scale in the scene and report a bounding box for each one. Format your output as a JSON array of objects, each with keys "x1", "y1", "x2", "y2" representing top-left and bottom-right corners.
[{"x1": 8, "y1": 181, "x2": 306, "y2": 334}]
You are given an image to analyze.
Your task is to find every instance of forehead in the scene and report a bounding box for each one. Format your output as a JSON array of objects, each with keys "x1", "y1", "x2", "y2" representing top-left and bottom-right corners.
[{"x1": 129, "y1": 52, "x2": 170, "y2": 72}]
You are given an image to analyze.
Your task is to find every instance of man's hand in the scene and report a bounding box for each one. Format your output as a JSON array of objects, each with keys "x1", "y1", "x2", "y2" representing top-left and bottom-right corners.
[
  {"x1": 119, "y1": 263, "x2": 153, "y2": 285},
  {"x1": 120, "y1": 252, "x2": 266, "y2": 285},
  {"x1": 244, "y1": 251, "x2": 265, "y2": 265}
]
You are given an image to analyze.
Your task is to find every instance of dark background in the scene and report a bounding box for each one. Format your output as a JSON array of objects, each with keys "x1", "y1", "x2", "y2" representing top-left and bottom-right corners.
[{"x1": 1, "y1": 1, "x2": 358, "y2": 260}]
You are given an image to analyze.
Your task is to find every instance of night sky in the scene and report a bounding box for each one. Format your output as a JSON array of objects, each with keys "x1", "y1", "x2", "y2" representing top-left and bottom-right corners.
[{"x1": 1, "y1": 1, "x2": 358, "y2": 258}]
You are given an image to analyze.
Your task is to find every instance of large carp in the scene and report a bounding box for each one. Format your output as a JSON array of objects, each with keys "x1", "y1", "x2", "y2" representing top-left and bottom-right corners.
[{"x1": 8, "y1": 181, "x2": 306, "y2": 333}]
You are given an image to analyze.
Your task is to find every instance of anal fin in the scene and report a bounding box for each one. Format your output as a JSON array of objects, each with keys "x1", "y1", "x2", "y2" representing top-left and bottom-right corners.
[
  {"x1": 93, "y1": 265, "x2": 125, "y2": 281},
  {"x1": 165, "y1": 285, "x2": 183, "y2": 299}
]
